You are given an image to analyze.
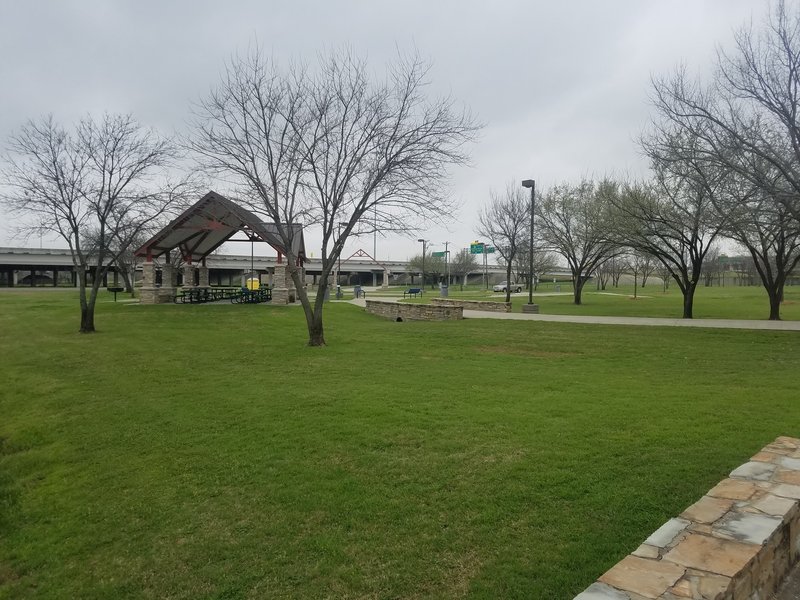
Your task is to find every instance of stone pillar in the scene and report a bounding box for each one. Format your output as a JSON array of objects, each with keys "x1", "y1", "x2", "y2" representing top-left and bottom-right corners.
[
  {"x1": 382, "y1": 270, "x2": 390, "y2": 289},
  {"x1": 140, "y1": 261, "x2": 159, "y2": 304},
  {"x1": 272, "y1": 263, "x2": 289, "y2": 305},
  {"x1": 182, "y1": 264, "x2": 196, "y2": 289},
  {"x1": 159, "y1": 263, "x2": 176, "y2": 303},
  {"x1": 198, "y1": 265, "x2": 210, "y2": 288}
]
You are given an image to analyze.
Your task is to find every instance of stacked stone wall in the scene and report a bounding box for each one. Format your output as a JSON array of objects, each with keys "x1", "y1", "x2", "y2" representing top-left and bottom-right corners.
[
  {"x1": 575, "y1": 436, "x2": 800, "y2": 600},
  {"x1": 430, "y1": 298, "x2": 511, "y2": 313},
  {"x1": 365, "y1": 299, "x2": 462, "y2": 321}
]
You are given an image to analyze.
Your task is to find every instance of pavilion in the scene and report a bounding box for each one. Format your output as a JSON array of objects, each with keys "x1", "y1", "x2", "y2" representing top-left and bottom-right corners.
[{"x1": 133, "y1": 191, "x2": 306, "y2": 304}]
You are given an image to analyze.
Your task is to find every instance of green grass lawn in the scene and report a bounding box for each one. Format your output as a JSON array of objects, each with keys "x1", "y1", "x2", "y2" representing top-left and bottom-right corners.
[
  {"x1": 2, "y1": 291, "x2": 800, "y2": 598},
  {"x1": 398, "y1": 282, "x2": 800, "y2": 320}
]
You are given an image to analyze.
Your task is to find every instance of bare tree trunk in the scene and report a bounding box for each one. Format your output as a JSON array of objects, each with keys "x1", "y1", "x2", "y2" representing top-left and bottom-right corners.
[
  {"x1": 77, "y1": 267, "x2": 98, "y2": 333},
  {"x1": 80, "y1": 304, "x2": 96, "y2": 333},
  {"x1": 295, "y1": 270, "x2": 328, "y2": 347},
  {"x1": 505, "y1": 262, "x2": 513, "y2": 303},
  {"x1": 573, "y1": 276, "x2": 585, "y2": 305},
  {"x1": 121, "y1": 269, "x2": 133, "y2": 294},
  {"x1": 768, "y1": 290, "x2": 781, "y2": 321},
  {"x1": 682, "y1": 283, "x2": 697, "y2": 319},
  {"x1": 308, "y1": 315, "x2": 326, "y2": 346}
]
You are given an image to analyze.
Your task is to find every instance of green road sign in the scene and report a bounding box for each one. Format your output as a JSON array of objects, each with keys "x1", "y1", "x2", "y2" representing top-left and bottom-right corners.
[
  {"x1": 432, "y1": 251, "x2": 446, "y2": 257},
  {"x1": 470, "y1": 243, "x2": 484, "y2": 254},
  {"x1": 485, "y1": 246, "x2": 496, "y2": 254}
]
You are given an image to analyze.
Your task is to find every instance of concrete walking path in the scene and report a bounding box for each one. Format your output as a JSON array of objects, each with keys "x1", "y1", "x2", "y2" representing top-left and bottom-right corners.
[{"x1": 348, "y1": 296, "x2": 800, "y2": 331}]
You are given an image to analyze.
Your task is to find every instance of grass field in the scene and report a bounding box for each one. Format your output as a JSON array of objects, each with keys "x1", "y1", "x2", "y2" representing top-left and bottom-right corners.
[
  {"x1": 397, "y1": 282, "x2": 800, "y2": 320},
  {"x1": 2, "y1": 291, "x2": 800, "y2": 598}
]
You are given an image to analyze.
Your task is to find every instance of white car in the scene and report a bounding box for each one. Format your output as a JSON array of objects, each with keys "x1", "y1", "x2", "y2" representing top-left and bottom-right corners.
[{"x1": 493, "y1": 281, "x2": 522, "y2": 293}]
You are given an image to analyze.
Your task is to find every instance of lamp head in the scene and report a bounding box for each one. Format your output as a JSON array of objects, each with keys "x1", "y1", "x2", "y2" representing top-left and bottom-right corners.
[{"x1": 522, "y1": 179, "x2": 535, "y2": 188}]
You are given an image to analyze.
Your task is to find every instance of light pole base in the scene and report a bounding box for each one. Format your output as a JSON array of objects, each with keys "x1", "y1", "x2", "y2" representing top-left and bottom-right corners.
[{"x1": 522, "y1": 303, "x2": 540, "y2": 314}]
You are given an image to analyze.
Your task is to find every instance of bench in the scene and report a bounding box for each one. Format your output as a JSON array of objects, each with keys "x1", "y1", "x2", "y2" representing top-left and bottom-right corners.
[
  {"x1": 354, "y1": 286, "x2": 367, "y2": 299},
  {"x1": 403, "y1": 287, "x2": 422, "y2": 298}
]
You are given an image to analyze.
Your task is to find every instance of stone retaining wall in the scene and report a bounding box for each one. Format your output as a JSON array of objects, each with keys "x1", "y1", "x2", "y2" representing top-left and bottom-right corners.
[
  {"x1": 575, "y1": 436, "x2": 800, "y2": 600},
  {"x1": 430, "y1": 297, "x2": 511, "y2": 313},
  {"x1": 365, "y1": 299, "x2": 463, "y2": 321}
]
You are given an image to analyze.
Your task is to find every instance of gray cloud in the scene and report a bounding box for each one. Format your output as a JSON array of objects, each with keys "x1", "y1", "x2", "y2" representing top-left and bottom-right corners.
[{"x1": 0, "y1": 0, "x2": 771, "y2": 259}]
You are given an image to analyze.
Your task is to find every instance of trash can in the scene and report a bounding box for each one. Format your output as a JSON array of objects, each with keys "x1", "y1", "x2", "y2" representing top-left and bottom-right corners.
[
  {"x1": 336, "y1": 285, "x2": 343, "y2": 299},
  {"x1": 440, "y1": 285, "x2": 448, "y2": 298}
]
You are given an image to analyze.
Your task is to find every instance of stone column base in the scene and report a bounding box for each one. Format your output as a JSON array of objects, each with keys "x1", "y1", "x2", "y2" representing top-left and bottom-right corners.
[
  {"x1": 522, "y1": 303, "x2": 540, "y2": 314},
  {"x1": 140, "y1": 287, "x2": 160, "y2": 304},
  {"x1": 158, "y1": 287, "x2": 176, "y2": 302},
  {"x1": 273, "y1": 287, "x2": 289, "y2": 305}
]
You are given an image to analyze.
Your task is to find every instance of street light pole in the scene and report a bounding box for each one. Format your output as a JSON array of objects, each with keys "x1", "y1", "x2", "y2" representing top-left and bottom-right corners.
[
  {"x1": 443, "y1": 241, "x2": 450, "y2": 286},
  {"x1": 417, "y1": 238, "x2": 426, "y2": 291},
  {"x1": 336, "y1": 222, "x2": 346, "y2": 298},
  {"x1": 522, "y1": 179, "x2": 538, "y2": 311}
]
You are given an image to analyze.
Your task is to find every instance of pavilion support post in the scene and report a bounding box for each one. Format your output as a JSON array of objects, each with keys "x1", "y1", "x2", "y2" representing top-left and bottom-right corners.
[
  {"x1": 287, "y1": 266, "x2": 302, "y2": 302},
  {"x1": 140, "y1": 260, "x2": 159, "y2": 304},
  {"x1": 382, "y1": 270, "x2": 390, "y2": 290},
  {"x1": 159, "y1": 262, "x2": 176, "y2": 303},
  {"x1": 182, "y1": 263, "x2": 196, "y2": 290},
  {"x1": 272, "y1": 263, "x2": 289, "y2": 305},
  {"x1": 198, "y1": 264, "x2": 210, "y2": 289}
]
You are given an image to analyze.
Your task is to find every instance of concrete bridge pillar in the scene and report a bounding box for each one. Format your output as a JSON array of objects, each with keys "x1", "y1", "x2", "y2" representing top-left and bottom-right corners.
[{"x1": 382, "y1": 270, "x2": 389, "y2": 289}]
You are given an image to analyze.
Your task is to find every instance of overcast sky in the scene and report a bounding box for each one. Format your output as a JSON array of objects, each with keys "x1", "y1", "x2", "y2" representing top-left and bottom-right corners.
[{"x1": 0, "y1": 0, "x2": 772, "y2": 260}]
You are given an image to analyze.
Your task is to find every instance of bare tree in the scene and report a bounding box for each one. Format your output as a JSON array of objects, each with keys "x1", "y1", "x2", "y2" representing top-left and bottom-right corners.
[
  {"x1": 650, "y1": 1, "x2": 800, "y2": 221},
  {"x1": 657, "y1": 262, "x2": 672, "y2": 292},
  {"x1": 608, "y1": 256, "x2": 626, "y2": 288},
  {"x1": 406, "y1": 253, "x2": 445, "y2": 287},
  {"x1": 477, "y1": 182, "x2": 530, "y2": 302},
  {"x1": 701, "y1": 244, "x2": 723, "y2": 287},
  {"x1": 2, "y1": 114, "x2": 183, "y2": 332},
  {"x1": 536, "y1": 179, "x2": 619, "y2": 305},
  {"x1": 725, "y1": 183, "x2": 800, "y2": 319},
  {"x1": 190, "y1": 48, "x2": 479, "y2": 346},
  {"x1": 613, "y1": 167, "x2": 725, "y2": 319},
  {"x1": 449, "y1": 248, "x2": 478, "y2": 290},
  {"x1": 595, "y1": 260, "x2": 612, "y2": 290},
  {"x1": 513, "y1": 245, "x2": 559, "y2": 291},
  {"x1": 639, "y1": 252, "x2": 656, "y2": 287},
  {"x1": 626, "y1": 251, "x2": 652, "y2": 299}
]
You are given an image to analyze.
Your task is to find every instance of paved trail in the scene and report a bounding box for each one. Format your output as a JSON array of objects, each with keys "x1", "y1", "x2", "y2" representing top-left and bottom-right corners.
[{"x1": 349, "y1": 296, "x2": 800, "y2": 331}]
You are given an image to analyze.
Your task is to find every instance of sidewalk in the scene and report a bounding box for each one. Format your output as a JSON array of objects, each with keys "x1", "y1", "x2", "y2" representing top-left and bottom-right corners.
[{"x1": 349, "y1": 297, "x2": 800, "y2": 331}]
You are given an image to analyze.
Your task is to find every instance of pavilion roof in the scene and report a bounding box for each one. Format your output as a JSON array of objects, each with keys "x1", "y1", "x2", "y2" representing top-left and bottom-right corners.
[{"x1": 134, "y1": 191, "x2": 306, "y2": 262}]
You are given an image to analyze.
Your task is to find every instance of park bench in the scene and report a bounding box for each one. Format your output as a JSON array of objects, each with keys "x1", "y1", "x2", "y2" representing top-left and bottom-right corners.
[
  {"x1": 354, "y1": 285, "x2": 366, "y2": 299},
  {"x1": 403, "y1": 287, "x2": 422, "y2": 298}
]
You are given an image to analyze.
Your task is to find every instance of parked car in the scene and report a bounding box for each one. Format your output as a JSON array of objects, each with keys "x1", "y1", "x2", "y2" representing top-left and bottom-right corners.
[{"x1": 492, "y1": 281, "x2": 522, "y2": 293}]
